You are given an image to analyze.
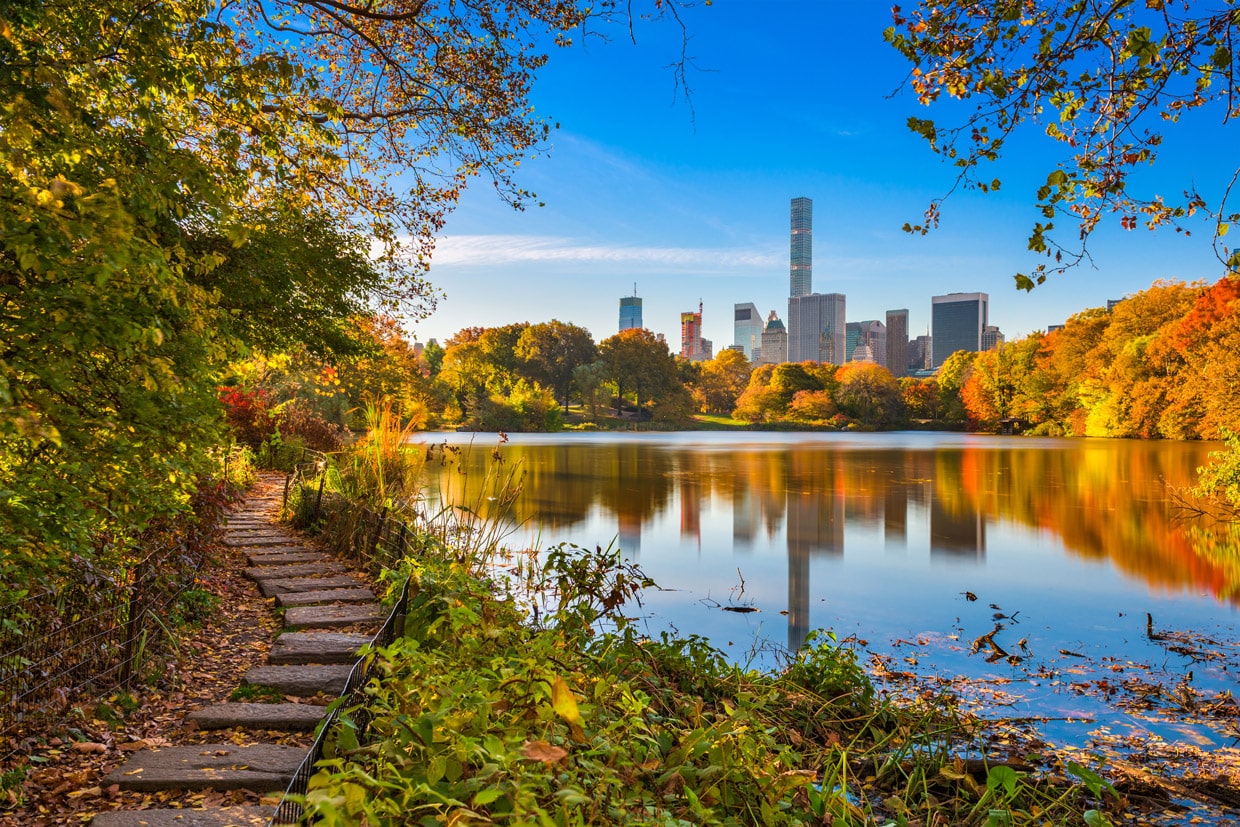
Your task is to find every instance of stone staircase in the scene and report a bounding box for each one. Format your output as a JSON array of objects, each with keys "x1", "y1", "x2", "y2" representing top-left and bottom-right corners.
[{"x1": 90, "y1": 476, "x2": 384, "y2": 827}]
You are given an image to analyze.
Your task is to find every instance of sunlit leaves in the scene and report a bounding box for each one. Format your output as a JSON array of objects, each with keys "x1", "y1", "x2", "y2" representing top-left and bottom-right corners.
[{"x1": 888, "y1": 1, "x2": 1240, "y2": 282}]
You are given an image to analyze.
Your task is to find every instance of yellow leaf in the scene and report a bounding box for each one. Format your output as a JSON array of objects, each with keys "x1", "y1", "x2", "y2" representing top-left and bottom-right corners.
[{"x1": 551, "y1": 675, "x2": 580, "y2": 725}]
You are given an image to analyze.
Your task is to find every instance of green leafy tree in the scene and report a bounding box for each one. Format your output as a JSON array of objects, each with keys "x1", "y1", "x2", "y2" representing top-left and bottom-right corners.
[
  {"x1": 887, "y1": 2, "x2": 1240, "y2": 286},
  {"x1": 192, "y1": 208, "x2": 397, "y2": 358},
  {"x1": 599, "y1": 328, "x2": 681, "y2": 419},
  {"x1": 515, "y1": 321, "x2": 598, "y2": 411},
  {"x1": 423, "y1": 340, "x2": 446, "y2": 378},
  {"x1": 573, "y1": 360, "x2": 612, "y2": 422}
]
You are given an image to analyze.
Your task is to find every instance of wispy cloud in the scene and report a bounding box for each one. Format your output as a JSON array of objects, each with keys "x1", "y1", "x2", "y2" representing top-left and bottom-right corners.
[{"x1": 428, "y1": 234, "x2": 783, "y2": 271}]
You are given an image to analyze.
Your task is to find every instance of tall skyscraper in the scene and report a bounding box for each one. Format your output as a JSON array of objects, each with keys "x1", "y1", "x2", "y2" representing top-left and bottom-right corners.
[
  {"x1": 760, "y1": 311, "x2": 788, "y2": 365},
  {"x1": 790, "y1": 197, "x2": 812, "y2": 299},
  {"x1": 619, "y1": 291, "x2": 642, "y2": 331},
  {"x1": 788, "y1": 293, "x2": 846, "y2": 364},
  {"x1": 886, "y1": 309, "x2": 909, "y2": 377},
  {"x1": 734, "y1": 302, "x2": 763, "y2": 360},
  {"x1": 931, "y1": 292, "x2": 988, "y2": 368}
]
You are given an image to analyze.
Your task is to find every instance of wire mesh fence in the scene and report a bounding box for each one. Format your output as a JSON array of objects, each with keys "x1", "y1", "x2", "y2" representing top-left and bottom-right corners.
[
  {"x1": 0, "y1": 538, "x2": 210, "y2": 761},
  {"x1": 270, "y1": 574, "x2": 409, "y2": 825}
]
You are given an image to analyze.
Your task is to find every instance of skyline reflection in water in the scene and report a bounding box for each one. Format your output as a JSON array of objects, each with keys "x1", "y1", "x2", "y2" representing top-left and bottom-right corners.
[{"x1": 422, "y1": 432, "x2": 1237, "y2": 678}]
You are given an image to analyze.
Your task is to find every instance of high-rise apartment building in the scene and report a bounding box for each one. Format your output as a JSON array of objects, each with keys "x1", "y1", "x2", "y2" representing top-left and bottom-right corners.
[
  {"x1": 680, "y1": 302, "x2": 710, "y2": 361},
  {"x1": 982, "y1": 325, "x2": 1005, "y2": 351},
  {"x1": 788, "y1": 293, "x2": 846, "y2": 364},
  {"x1": 886, "y1": 309, "x2": 909, "y2": 377},
  {"x1": 790, "y1": 197, "x2": 812, "y2": 299},
  {"x1": 931, "y1": 292, "x2": 988, "y2": 368},
  {"x1": 619, "y1": 292, "x2": 642, "y2": 331},
  {"x1": 734, "y1": 302, "x2": 763, "y2": 360},
  {"x1": 760, "y1": 311, "x2": 788, "y2": 365}
]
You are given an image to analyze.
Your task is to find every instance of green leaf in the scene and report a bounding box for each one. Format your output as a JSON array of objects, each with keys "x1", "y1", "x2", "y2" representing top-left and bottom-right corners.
[
  {"x1": 1084, "y1": 810, "x2": 1114, "y2": 827},
  {"x1": 986, "y1": 764, "x2": 1019, "y2": 796}
]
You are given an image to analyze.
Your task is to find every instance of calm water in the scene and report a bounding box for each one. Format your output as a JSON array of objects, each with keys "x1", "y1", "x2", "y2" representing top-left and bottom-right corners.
[{"x1": 422, "y1": 431, "x2": 1240, "y2": 748}]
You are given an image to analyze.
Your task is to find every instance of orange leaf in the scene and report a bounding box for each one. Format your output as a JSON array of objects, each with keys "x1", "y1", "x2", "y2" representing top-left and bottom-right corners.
[{"x1": 520, "y1": 740, "x2": 567, "y2": 763}]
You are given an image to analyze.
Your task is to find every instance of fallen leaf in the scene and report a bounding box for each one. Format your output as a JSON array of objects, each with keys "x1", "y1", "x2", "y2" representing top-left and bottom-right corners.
[
  {"x1": 69, "y1": 742, "x2": 107, "y2": 754},
  {"x1": 520, "y1": 740, "x2": 567, "y2": 763}
]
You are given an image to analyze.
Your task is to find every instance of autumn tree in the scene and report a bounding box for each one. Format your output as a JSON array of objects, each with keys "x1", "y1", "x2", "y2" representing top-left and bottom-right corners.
[
  {"x1": 787, "y1": 390, "x2": 837, "y2": 424},
  {"x1": 515, "y1": 321, "x2": 598, "y2": 411},
  {"x1": 599, "y1": 329, "x2": 683, "y2": 419},
  {"x1": 834, "y1": 363, "x2": 904, "y2": 426},
  {"x1": 887, "y1": 2, "x2": 1240, "y2": 286},
  {"x1": 693, "y1": 349, "x2": 754, "y2": 414},
  {"x1": 732, "y1": 365, "x2": 785, "y2": 423},
  {"x1": 936, "y1": 351, "x2": 977, "y2": 422},
  {"x1": 334, "y1": 316, "x2": 432, "y2": 426},
  {"x1": 900, "y1": 377, "x2": 942, "y2": 420},
  {"x1": 1154, "y1": 277, "x2": 1240, "y2": 438},
  {"x1": 438, "y1": 323, "x2": 531, "y2": 409},
  {"x1": 0, "y1": 0, "x2": 690, "y2": 589},
  {"x1": 1080, "y1": 282, "x2": 1197, "y2": 436}
]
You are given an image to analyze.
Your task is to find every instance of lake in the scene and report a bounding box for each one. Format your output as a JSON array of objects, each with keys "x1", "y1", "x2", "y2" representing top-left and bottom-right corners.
[{"x1": 420, "y1": 430, "x2": 1240, "y2": 752}]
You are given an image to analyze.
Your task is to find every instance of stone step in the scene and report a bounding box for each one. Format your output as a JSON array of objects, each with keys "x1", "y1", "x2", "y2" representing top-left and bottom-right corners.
[
  {"x1": 245, "y1": 664, "x2": 355, "y2": 696},
  {"x1": 258, "y1": 575, "x2": 363, "y2": 598},
  {"x1": 90, "y1": 805, "x2": 275, "y2": 827},
  {"x1": 275, "y1": 587, "x2": 377, "y2": 608},
  {"x1": 284, "y1": 604, "x2": 385, "y2": 631},
  {"x1": 245, "y1": 562, "x2": 344, "y2": 582},
  {"x1": 185, "y1": 702, "x2": 326, "y2": 732},
  {"x1": 269, "y1": 632, "x2": 372, "y2": 665},
  {"x1": 239, "y1": 543, "x2": 312, "y2": 555},
  {"x1": 224, "y1": 536, "x2": 297, "y2": 548},
  {"x1": 224, "y1": 532, "x2": 293, "y2": 541},
  {"x1": 103, "y1": 744, "x2": 305, "y2": 792},
  {"x1": 243, "y1": 551, "x2": 327, "y2": 566}
]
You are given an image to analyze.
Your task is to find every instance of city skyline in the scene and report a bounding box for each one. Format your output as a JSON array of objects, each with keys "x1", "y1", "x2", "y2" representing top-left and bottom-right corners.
[{"x1": 406, "y1": 3, "x2": 1236, "y2": 352}]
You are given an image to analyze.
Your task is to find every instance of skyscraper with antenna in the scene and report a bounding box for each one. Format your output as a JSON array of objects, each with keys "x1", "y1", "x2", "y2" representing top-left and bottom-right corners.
[{"x1": 619, "y1": 284, "x2": 643, "y2": 331}]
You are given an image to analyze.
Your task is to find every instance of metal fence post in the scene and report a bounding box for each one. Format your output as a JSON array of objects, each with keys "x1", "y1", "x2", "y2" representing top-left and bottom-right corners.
[{"x1": 118, "y1": 560, "x2": 148, "y2": 688}]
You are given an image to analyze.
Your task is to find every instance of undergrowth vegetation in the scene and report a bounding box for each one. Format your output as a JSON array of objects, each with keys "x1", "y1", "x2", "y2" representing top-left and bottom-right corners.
[{"x1": 287, "y1": 413, "x2": 1117, "y2": 826}]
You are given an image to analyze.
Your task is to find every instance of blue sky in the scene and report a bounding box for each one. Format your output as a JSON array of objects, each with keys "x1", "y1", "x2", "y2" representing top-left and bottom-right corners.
[{"x1": 409, "y1": 2, "x2": 1235, "y2": 351}]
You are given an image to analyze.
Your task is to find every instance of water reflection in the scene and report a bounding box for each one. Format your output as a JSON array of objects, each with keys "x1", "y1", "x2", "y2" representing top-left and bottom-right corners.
[{"x1": 424, "y1": 432, "x2": 1231, "y2": 655}]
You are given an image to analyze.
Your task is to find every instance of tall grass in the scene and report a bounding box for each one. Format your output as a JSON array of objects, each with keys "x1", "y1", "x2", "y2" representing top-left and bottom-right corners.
[{"x1": 419, "y1": 435, "x2": 528, "y2": 569}]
